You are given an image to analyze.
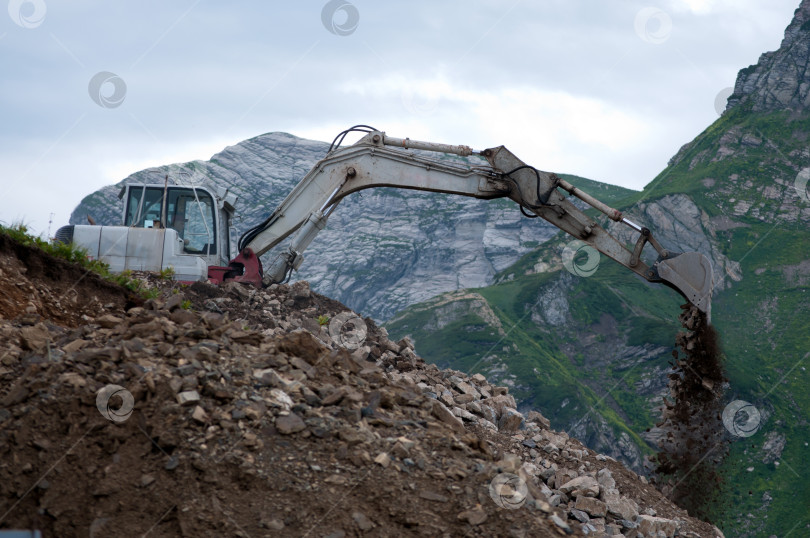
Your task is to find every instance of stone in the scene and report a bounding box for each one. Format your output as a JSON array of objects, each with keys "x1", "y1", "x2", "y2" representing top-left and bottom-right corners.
[
  {"x1": 352, "y1": 512, "x2": 374, "y2": 531},
  {"x1": 569, "y1": 508, "x2": 589, "y2": 523},
  {"x1": 290, "y1": 356, "x2": 316, "y2": 377},
  {"x1": 526, "y1": 410, "x2": 551, "y2": 429},
  {"x1": 275, "y1": 413, "x2": 306, "y2": 434},
  {"x1": 601, "y1": 486, "x2": 621, "y2": 504},
  {"x1": 164, "y1": 294, "x2": 185, "y2": 312},
  {"x1": 588, "y1": 518, "x2": 606, "y2": 534},
  {"x1": 263, "y1": 519, "x2": 285, "y2": 531},
  {"x1": 373, "y1": 452, "x2": 391, "y2": 468},
  {"x1": 457, "y1": 506, "x2": 487, "y2": 526},
  {"x1": 267, "y1": 389, "x2": 293, "y2": 411},
  {"x1": 395, "y1": 436, "x2": 416, "y2": 451},
  {"x1": 575, "y1": 496, "x2": 607, "y2": 518},
  {"x1": 597, "y1": 468, "x2": 616, "y2": 490},
  {"x1": 479, "y1": 404, "x2": 498, "y2": 424},
  {"x1": 453, "y1": 380, "x2": 478, "y2": 397},
  {"x1": 96, "y1": 314, "x2": 124, "y2": 328},
  {"x1": 322, "y1": 387, "x2": 347, "y2": 406},
  {"x1": 431, "y1": 400, "x2": 465, "y2": 432},
  {"x1": 438, "y1": 389, "x2": 455, "y2": 407},
  {"x1": 498, "y1": 407, "x2": 523, "y2": 432},
  {"x1": 454, "y1": 393, "x2": 474, "y2": 405},
  {"x1": 351, "y1": 346, "x2": 371, "y2": 363},
  {"x1": 419, "y1": 490, "x2": 448, "y2": 502},
  {"x1": 58, "y1": 372, "x2": 87, "y2": 388},
  {"x1": 497, "y1": 453, "x2": 522, "y2": 474},
  {"x1": 481, "y1": 394, "x2": 517, "y2": 415},
  {"x1": 19, "y1": 324, "x2": 49, "y2": 351},
  {"x1": 550, "y1": 514, "x2": 572, "y2": 534},
  {"x1": 191, "y1": 405, "x2": 208, "y2": 424},
  {"x1": 478, "y1": 419, "x2": 497, "y2": 431},
  {"x1": 559, "y1": 475, "x2": 599, "y2": 497},
  {"x1": 607, "y1": 497, "x2": 639, "y2": 521},
  {"x1": 176, "y1": 390, "x2": 201, "y2": 406},
  {"x1": 62, "y1": 339, "x2": 87, "y2": 353},
  {"x1": 636, "y1": 515, "x2": 679, "y2": 538},
  {"x1": 452, "y1": 406, "x2": 476, "y2": 422}
]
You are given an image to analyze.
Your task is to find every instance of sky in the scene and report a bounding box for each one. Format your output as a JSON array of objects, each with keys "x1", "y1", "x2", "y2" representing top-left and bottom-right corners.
[{"x1": 0, "y1": 0, "x2": 801, "y2": 236}]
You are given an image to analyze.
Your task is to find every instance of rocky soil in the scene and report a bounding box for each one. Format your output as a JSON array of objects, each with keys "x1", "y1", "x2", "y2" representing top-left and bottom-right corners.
[{"x1": 0, "y1": 237, "x2": 723, "y2": 537}]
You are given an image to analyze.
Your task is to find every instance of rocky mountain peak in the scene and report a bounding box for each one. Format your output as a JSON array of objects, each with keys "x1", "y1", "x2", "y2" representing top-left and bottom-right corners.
[{"x1": 726, "y1": 0, "x2": 810, "y2": 113}]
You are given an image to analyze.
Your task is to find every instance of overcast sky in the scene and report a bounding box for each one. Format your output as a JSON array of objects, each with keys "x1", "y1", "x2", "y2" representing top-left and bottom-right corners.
[{"x1": 0, "y1": 0, "x2": 800, "y2": 236}]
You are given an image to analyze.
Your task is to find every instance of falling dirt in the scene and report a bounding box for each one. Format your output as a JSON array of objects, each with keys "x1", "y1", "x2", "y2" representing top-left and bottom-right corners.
[{"x1": 653, "y1": 303, "x2": 728, "y2": 520}]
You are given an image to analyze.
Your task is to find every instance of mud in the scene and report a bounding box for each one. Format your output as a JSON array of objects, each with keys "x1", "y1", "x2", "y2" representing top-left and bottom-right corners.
[{"x1": 653, "y1": 304, "x2": 727, "y2": 520}]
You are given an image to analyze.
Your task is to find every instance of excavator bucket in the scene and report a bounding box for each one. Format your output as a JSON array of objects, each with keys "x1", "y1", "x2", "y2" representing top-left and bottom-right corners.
[{"x1": 656, "y1": 252, "x2": 713, "y2": 316}]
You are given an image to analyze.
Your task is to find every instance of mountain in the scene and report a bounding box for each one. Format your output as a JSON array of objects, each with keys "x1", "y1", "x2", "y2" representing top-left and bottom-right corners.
[
  {"x1": 387, "y1": 2, "x2": 810, "y2": 536},
  {"x1": 726, "y1": 0, "x2": 810, "y2": 114},
  {"x1": 69, "y1": 2, "x2": 810, "y2": 533},
  {"x1": 71, "y1": 133, "x2": 631, "y2": 321}
]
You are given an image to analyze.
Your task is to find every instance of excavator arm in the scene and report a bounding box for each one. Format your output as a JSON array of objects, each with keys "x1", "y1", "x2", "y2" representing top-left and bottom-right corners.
[{"x1": 214, "y1": 128, "x2": 712, "y2": 314}]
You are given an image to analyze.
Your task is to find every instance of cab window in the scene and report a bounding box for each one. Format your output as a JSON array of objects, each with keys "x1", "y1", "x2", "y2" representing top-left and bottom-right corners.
[{"x1": 125, "y1": 186, "x2": 217, "y2": 255}]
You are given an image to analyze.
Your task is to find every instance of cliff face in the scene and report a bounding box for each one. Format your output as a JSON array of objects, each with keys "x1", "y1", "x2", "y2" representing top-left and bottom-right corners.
[{"x1": 727, "y1": 0, "x2": 810, "y2": 113}]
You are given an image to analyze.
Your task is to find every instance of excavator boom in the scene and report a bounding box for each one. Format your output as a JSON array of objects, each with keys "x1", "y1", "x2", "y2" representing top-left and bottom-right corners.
[{"x1": 220, "y1": 128, "x2": 713, "y2": 314}]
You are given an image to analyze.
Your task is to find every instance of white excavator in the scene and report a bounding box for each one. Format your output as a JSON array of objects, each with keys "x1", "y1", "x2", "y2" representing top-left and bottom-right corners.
[{"x1": 56, "y1": 126, "x2": 713, "y2": 314}]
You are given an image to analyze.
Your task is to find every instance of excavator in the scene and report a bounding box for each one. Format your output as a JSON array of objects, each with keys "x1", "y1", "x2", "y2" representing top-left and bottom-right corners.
[{"x1": 56, "y1": 126, "x2": 713, "y2": 315}]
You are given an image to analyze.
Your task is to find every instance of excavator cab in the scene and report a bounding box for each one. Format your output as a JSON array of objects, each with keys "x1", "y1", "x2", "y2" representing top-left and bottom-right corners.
[
  {"x1": 121, "y1": 184, "x2": 236, "y2": 267},
  {"x1": 55, "y1": 182, "x2": 239, "y2": 282}
]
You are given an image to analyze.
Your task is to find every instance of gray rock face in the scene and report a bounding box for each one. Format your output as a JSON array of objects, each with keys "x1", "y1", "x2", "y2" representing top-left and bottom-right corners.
[
  {"x1": 609, "y1": 194, "x2": 742, "y2": 292},
  {"x1": 70, "y1": 132, "x2": 556, "y2": 321},
  {"x1": 727, "y1": 0, "x2": 810, "y2": 112},
  {"x1": 530, "y1": 274, "x2": 573, "y2": 327}
]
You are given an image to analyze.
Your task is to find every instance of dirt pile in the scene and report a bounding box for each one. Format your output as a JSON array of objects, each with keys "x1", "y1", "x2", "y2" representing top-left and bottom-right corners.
[
  {"x1": 0, "y1": 237, "x2": 723, "y2": 537},
  {"x1": 0, "y1": 232, "x2": 136, "y2": 326},
  {"x1": 653, "y1": 304, "x2": 727, "y2": 519}
]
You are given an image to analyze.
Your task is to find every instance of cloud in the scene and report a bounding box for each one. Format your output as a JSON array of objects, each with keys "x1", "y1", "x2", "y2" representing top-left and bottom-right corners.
[{"x1": 0, "y1": 0, "x2": 801, "y2": 234}]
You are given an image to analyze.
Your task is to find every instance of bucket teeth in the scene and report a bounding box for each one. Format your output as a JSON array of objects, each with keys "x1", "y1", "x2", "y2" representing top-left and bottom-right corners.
[{"x1": 656, "y1": 252, "x2": 713, "y2": 315}]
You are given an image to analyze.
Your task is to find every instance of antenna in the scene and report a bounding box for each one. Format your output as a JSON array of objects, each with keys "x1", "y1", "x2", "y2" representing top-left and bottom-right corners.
[{"x1": 47, "y1": 212, "x2": 55, "y2": 239}]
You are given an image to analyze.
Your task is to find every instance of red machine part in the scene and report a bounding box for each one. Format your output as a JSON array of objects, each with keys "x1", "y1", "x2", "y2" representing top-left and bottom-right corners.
[{"x1": 207, "y1": 248, "x2": 263, "y2": 287}]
